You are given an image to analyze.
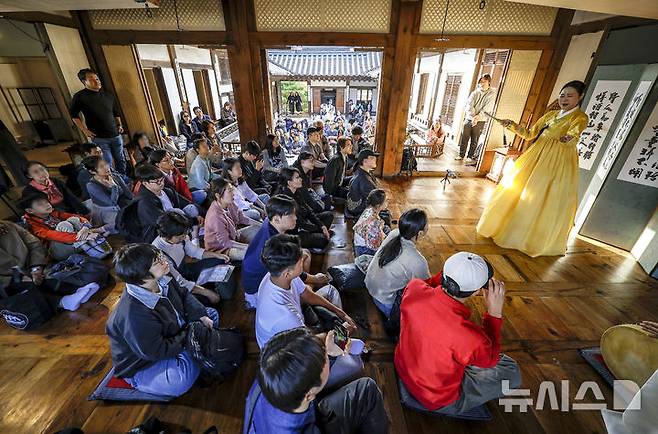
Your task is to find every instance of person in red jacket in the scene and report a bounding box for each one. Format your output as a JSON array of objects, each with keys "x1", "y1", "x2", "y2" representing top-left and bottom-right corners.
[
  {"x1": 21, "y1": 192, "x2": 111, "y2": 261},
  {"x1": 394, "y1": 251, "x2": 521, "y2": 417}
]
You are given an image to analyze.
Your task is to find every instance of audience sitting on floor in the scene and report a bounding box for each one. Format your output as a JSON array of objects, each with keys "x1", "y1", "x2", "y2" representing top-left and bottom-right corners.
[
  {"x1": 353, "y1": 189, "x2": 390, "y2": 257},
  {"x1": 261, "y1": 133, "x2": 289, "y2": 184},
  {"x1": 351, "y1": 125, "x2": 372, "y2": 155},
  {"x1": 241, "y1": 195, "x2": 329, "y2": 309},
  {"x1": 314, "y1": 119, "x2": 333, "y2": 159},
  {"x1": 152, "y1": 211, "x2": 229, "y2": 305},
  {"x1": 191, "y1": 106, "x2": 212, "y2": 134},
  {"x1": 366, "y1": 209, "x2": 429, "y2": 318},
  {"x1": 277, "y1": 168, "x2": 333, "y2": 251},
  {"x1": 239, "y1": 141, "x2": 271, "y2": 195},
  {"x1": 222, "y1": 157, "x2": 268, "y2": 221},
  {"x1": 323, "y1": 137, "x2": 353, "y2": 199},
  {"x1": 255, "y1": 234, "x2": 363, "y2": 388},
  {"x1": 186, "y1": 131, "x2": 222, "y2": 174},
  {"x1": 148, "y1": 149, "x2": 204, "y2": 205},
  {"x1": 76, "y1": 142, "x2": 104, "y2": 203},
  {"x1": 301, "y1": 126, "x2": 328, "y2": 177},
  {"x1": 135, "y1": 164, "x2": 202, "y2": 243},
  {"x1": 204, "y1": 178, "x2": 262, "y2": 261},
  {"x1": 178, "y1": 110, "x2": 197, "y2": 146},
  {"x1": 0, "y1": 220, "x2": 99, "y2": 312},
  {"x1": 106, "y1": 243, "x2": 220, "y2": 398},
  {"x1": 22, "y1": 161, "x2": 89, "y2": 216},
  {"x1": 346, "y1": 149, "x2": 380, "y2": 219},
  {"x1": 244, "y1": 328, "x2": 389, "y2": 434},
  {"x1": 293, "y1": 152, "x2": 331, "y2": 213},
  {"x1": 127, "y1": 131, "x2": 155, "y2": 170},
  {"x1": 21, "y1": 192, "x2": 112, "y2": 261},
  {"x1": 187, "y1": 135, "x2": 218, "y2": 192},
  {"x1": 83, "y1": 156, "x2": 133, "y2": 234},
  {"x1": 395, "y1": 252, "x2": 521, "y2": 417}
]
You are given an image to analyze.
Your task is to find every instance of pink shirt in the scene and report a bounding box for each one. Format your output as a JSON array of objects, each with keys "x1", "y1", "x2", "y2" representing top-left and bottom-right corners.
[{"x1": 204, "y1": 201, "x2": 252, "y2": 250}]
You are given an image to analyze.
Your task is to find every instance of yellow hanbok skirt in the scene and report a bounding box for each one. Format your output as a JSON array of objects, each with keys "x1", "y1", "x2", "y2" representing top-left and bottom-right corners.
[{"x1": 476, "y1": 109, "x2": 589, "y2": 257}]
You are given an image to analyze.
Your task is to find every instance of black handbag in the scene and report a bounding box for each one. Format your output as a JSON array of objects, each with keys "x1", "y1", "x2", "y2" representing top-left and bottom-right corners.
[
  {"x1": 47, "y1": 254, "x2": 110, "y2": 292},
  {"x1": 185, "y1": 322, "x2": 245, "y2": 381},
  {"x1": 0, "y1": 284, "x2": 55, "y2": 330}
]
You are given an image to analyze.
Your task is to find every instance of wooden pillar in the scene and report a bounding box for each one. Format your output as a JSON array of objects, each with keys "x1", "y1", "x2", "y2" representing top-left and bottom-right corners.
[
  {"x1": 379, "y1": 0, "x2": 422, "y2": 176},
  {"x1": 222, "y1": 0, "x2": 260, "y2": 147},
  {"x1": 167, "y1": 45, "x2": 188, "y2": 113},
  {"x1": 426, "y1": 51, "x2": 444, "y2": 125}
]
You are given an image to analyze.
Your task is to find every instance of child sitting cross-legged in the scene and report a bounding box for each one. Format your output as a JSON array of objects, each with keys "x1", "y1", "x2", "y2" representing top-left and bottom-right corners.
[
  {"x1": 353, "y1": 188, "x2": 391, "y2": 257},
  {"x1": 152, "y1": 211, "x2": 231, "y2": 305},
  {"x1": 21, "y1": 192, "x2": 112, "y2": 261}
]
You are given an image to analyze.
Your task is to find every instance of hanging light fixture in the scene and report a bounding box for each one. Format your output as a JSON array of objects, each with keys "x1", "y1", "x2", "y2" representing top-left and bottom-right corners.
[
  {"x1": 434, "y1": 0, "x2": 451, "y2": 42},
  {"x1": 479, "y1": 0, "x2": 487, "y2": 10}
]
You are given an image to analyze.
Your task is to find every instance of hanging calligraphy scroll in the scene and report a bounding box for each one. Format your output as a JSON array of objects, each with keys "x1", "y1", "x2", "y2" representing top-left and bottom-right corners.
[
  {"x1": 577, "y1": 80, "x2": 631, "y2": 170},
  {"x1": 617, "y1": 101, "x2": 658, "y2": 188},
  {"x1": 597, "y1": 80, "x2": 653, "y2": 179}
]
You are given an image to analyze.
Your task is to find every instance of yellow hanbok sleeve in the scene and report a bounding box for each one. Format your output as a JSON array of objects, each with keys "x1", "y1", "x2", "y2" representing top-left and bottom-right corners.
[
  {"x1": 561, "y1": 112, "x2": 589, "y2": 146},
  {"x1": 506, "y1": 112, "x2": 554, "y2": 141}
]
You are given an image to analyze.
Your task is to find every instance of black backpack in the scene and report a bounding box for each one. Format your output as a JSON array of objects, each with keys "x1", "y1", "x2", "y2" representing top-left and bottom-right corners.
[
  {"x1": 185, "y1": 322, "x2": 245, "y2": 381},
  {"x1": 400, "y1": 147, "x2": 417, "y2": 176},
  {"x1": 47, "y1": 254, "x2": 110, "y2": 292},
  {"x1": 115, "y1": 199, "x2": 146, "y2": 243}
]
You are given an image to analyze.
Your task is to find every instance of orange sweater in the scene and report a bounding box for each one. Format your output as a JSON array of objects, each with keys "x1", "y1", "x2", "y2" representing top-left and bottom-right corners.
[{"x1": 23, "y1": 210, "x2": 89, "y2": 244}]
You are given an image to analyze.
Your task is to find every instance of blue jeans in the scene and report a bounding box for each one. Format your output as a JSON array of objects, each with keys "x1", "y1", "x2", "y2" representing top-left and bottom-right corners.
[
  {"x1": 354, "y1": 245, "x2": 376, "y2": 257},
  {"x1": 258, "y1": 193, "x2": 270, "y2": 204},
  {"x1": 191, "y1": 189, "x2": 207, "y2": 204},
  {"x1": 126, "y1": 307, "x2": 219, "y2": 398},
  {"x1": 93, "y1": 135, "x2": 126, "y2": 175},
  {"x1": 373, "y1": 298, "x2": 393, "y2": 318}
]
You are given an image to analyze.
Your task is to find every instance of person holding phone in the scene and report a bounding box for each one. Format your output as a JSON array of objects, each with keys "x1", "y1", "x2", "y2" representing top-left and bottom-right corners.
[
  {"x1": 255, "y1": 234, "x2": 365, "y2": 388},
  {"x1": 244, "y1": 328, "x2": 389, "y2": 434},
  {"x1": 394, "y1": 252, "x2": 521, "y2": 418}
]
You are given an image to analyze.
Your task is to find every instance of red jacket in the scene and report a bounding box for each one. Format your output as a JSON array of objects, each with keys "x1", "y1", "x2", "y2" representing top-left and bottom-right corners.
[
  {"x1": 394, "y1": 272, "x2": 503, "y2": 410},
  {"x1": 23, "y1": 210, "x2": 89, "y2": 245}
]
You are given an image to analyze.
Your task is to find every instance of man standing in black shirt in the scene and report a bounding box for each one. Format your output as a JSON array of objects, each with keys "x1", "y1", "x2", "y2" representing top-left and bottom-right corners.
[{"x1": 70, "y1": 68, "x2": 127, "y2": 175}]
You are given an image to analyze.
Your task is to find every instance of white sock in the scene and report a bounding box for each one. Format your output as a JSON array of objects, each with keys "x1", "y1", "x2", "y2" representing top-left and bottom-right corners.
[
  {"x1": 79, "y1": 283, "x2": 100, "y2": 304},
  {"x1": 59, "y1": 286, "x2": 92, "y2": 311}
]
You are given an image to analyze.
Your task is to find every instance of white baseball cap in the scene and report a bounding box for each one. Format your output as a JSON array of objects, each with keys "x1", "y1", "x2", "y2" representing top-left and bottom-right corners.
[{"x1": 443, "y1": 252, "x2": 493, "y2": 294}]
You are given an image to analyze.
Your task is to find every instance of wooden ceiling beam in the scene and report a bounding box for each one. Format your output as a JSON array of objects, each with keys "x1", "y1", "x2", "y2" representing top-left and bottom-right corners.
[
  {"x1": 250, "y1": 32, "x2": 392, "y2": 48},
  {"x1": 414, "y1": 34, "x2": 554, "y2": 50},
  {"x1": 1, "y1": 11, "x2": 76, "y2": 28},
  {"x1": 87, "y1": 29, "x2": 230, "y2": 46}
]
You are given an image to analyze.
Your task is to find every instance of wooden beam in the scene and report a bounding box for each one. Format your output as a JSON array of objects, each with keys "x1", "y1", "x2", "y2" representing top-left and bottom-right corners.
[
  {"x1": 2, "y1": 11, "x2": 76, "y2": 28},
  {"x1": 380, "y1": 0, "x2": 423, "y2": 176},
  {"x1": 222, "y1": 0, "x2": 259, "y2": 145},
  {"x1": 250, "y1": 32, "x2": 392, "y2": 48},
  {"x1": 570, "y1": 16, "x2": 656, "y2": 36},
  {"x1": 259, "y1": 47, "x2": 274, "y2": 134},
  {"x1": 88, "y1": 30, "x2": 230, "y2": 46},
  {"x1": 414, "y1": 34, "x2": 554, "y2": 50}
]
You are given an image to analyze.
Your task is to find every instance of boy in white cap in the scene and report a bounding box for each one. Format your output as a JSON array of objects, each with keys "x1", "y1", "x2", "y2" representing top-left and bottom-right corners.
[{"x1": 394, "y1": 251, "x2": 521, "y2": 417}]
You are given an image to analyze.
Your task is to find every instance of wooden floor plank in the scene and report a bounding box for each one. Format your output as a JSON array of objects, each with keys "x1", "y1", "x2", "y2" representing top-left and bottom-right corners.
[{"x1": 1, "y1": 176, "x2": 655, "y2": 434}]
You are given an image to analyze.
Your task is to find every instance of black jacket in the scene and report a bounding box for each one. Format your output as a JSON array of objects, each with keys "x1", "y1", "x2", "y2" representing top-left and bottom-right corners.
[
  {"x1": 137, "y1": 186, "x2": 193, "y2": 242},
  {"x1": 278, "y1": 186, "x2": 324, "y2": 233},
  {"x1": 106, "y1": 278, "x2": 207, "y2": 378},
  {"x1": 21, "y1": 177, "x2": 89, "y2": 215},
  {"x1": 346, "y1": 167, "x2": 378, "y2": 217},
  {"x1": 239, "y1": 155, "x2": 269, "y2": 193},
  {"x1": 292, "y1": 161, "x2": 324, "y2": 213},
  {"x1": 323, "y1": 152, "x2": 348, "y2": 195}
]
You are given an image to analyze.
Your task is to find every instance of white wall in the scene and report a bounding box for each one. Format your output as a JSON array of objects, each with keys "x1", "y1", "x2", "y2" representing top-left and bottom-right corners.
[
  {"x1": 174, "y1": 45, "x2": 211, "y2": 65},
  {"x1": 549, "y1": 31, "x2": 604, "y2": 102},
  {"x1": 44, "y1": 24, "x2": 89, "y2": 99},
  {"x1": 433, "y1": 49, "x2": 478, "y2": 134},
  {"x1": 136, "y1": 44, "x2": 170, "y2": 62},
  {"x1": 181, "y1": 68, "x2": 199, "y2": 109}
]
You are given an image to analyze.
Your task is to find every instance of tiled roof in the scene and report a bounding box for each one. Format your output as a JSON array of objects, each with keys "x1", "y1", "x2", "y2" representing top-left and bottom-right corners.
[{"x1": 268, "y1": 50, "x2": 381, "y2": 79}]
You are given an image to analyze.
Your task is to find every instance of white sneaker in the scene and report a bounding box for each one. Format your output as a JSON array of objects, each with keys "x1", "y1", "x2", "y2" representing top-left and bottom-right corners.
[
  {"x1": 454, "y1": 157, "x2": 463, "y2": 161},
  {"x1": 464, "y1": 158, "x2": 474, "y2": 163}
]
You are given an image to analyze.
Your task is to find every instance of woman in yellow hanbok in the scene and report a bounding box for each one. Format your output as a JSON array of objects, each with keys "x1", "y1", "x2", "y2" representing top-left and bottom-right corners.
[{"x1": 476, "y1": 81, "x2": 589, "y2": 257}]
